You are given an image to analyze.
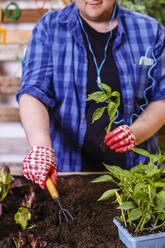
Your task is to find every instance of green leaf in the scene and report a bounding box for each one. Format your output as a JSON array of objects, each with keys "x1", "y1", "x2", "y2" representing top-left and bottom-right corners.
[
  {"x1": 129, "y1": 209, "x2": 142, "y2": 221},
  {"x1": 111, "y1": 91, "x2": 120, "y2": 107},
  {"x1": 111, "y1": 91, "x2": 120, "y2": 98},
  {"x1": 149, "y1": 185, "x2": 156, "y2": 200},
  {"x1": 134, "y1": 183, "x2": 146, "y2": 194},
  {"x1": 158, "y1": 213, "x2": 165, "y2": 221},
  {"x1": 107, "y1": 101, "x2": 117, "y2": 121},
  {"x1": 157, "y1": 191, "x2": 165, "y2": 200},
  {"x1": 98, "y1": 189, "x2": 119, "y2": 201},
  {"x1": 157, "y1": 198, "x2": 165, "y2": 212},
  {"x1": 144, "y1": 212, "x2": 151, "y2": 222},
  {"x1": 98, "y1": 83, "x2": 112, "y2": 95},
  {"x1": 92, "y1": 107, "x2": 106, "y2": 123},
  {"x1": 115, "y1": 97, "x2": 120, "y2": 108},
  {"x1": 92, "y1": 175, "x2": 114, "y2": 183},
  {"x1": 104, "y1": 164, "x2": 130, "y2": 178},
  {"x1": 0, "y1": 184, "x2": 11, "y2": 202},
  {"x1": 87, "y1": 91, "x2": 108, "y2": 103},
  {"x1": 159, "y1": 164, "x2": 165, "y2": 173},
  {"x1": 146, "y1": 166, "x2": 160, "y2": 177},
  {"x1": 154, "y1": 182, "x2": 165, "y2": 188},
  {"x1": 131, "y1": 148, "x2": 151, "y2": 157},
  {"x1": 130, "y1": 162, "x2": 147, "y2": 173},
  {"x1": 0, "y1": 166, "x2": 14, "y2": 185},
  {"x1": 0, "y1": 166, "x2": 14, "y2": 203},
  {"x1": 117, "y1": 201, "x2": 134, "y2": 210},
  {"x1": 14, "y1": 207, "x2": 31, "y2": 230},
  {"x1": 150, "y1": 154, "x2": 161, "y2": 163}
]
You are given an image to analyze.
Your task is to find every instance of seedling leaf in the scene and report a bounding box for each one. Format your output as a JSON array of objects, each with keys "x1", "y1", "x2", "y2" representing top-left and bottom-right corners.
[
  {"x1": 157, "y1": 191, "x2": 165, "y2": 200},
  {"x1": 98, "y1": 83, "x2": 112, "y2": 95},
  {"x1": 107, "y1": 101, "x2": 117, "y2": 121},
  {"x1": 15, "y1": 207, "x2": 31, "y2": 231},
  {"x1": 131, "y1": 147, "x2": 151, "y2": 157},
  {"x1": 117, "y1": 201, "x2": 134, "y2": 210},
  {"x1": 86, "y1": 91, "x2": 108, "y2": 103},
  {"x1": 92, "y1": 107, "x2": 106, "y2": 123},
  {"x1": 98, "y1": 189, "x2": 119, "y2": 201},
  {"x1": 104, "y1": 164, "x2": 130, "y2": 178},
  {"x1": 111, "y1": 91, "x2": 120, "y2": 107},
  {"x1": 129, "y1": 209, "x2": 142, "y2": 221},
  {"x1": 92, "y1": 175, "x2": 114, "y2": 183}
]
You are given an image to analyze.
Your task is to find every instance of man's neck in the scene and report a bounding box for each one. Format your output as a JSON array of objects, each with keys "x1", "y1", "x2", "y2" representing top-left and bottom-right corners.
[{"x1": 80, "y1": 17, "x2": 118, "y2": 33}]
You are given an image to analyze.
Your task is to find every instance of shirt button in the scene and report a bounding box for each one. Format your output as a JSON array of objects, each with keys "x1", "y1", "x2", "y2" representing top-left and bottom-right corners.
[
  {"x1": 83, "y1": 89, "x2": 87, "y2": 94},
  {"x1": 85, "y1": 59, "x2": 88, "y2": 63},
  {"x1": 82, "y1": 116, "x2": 86, "y2": 120}
]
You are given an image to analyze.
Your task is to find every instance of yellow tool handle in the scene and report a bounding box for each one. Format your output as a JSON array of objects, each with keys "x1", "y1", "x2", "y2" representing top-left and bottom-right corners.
[{"x1": 46, "y1": 177, "x2": 59, "y2": 199}]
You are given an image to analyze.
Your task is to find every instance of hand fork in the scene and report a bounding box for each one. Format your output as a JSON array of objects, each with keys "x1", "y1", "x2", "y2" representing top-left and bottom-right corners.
[{"x1": 46, "y1": 177, "x2": 74, "y2": 225}]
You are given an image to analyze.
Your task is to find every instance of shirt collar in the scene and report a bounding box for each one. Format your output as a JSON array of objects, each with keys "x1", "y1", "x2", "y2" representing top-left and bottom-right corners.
[
  {"x1": 116, "y1": 5, "x2": 126, "y2": 37},
  {"x1": 59, "y1": 2, "x2": 126, "y2": 47}
]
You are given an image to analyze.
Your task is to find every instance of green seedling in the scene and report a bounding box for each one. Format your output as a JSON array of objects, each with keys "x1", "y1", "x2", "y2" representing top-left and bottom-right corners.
[
  {"x1": 86, "y1": 82, "x2": 120, "y2": 133},
  {"x1": 0, "y1": 165, "x2": 14, "y2": 215},
  {"x1": 92, "y1": 148, "x2": 165, "y2": 233},
  {"x1": 12, "y1": 186, "x2": 36, "y2": 248},
  {"x1": 11, "y1": 232, "x2": 26, "y2": 248},
  {"x1": 15, "y1": 207, "x2": 32, "y2": 231},
  {"x1": 14, "y1": 186, "x2": 36, "y2": 230}
]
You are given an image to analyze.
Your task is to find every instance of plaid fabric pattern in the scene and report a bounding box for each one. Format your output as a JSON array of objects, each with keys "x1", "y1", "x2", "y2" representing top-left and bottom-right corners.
[
  {"x1": 17, "y1": 3, "x2": 165, "y2": 171},
  {"x1": 22, "y1": 146, "x2": 57, "y2": 189}
]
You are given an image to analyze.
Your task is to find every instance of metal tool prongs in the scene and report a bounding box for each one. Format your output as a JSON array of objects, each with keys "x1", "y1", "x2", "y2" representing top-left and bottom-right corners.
[{"x1": 46, "y1": 177, "x2": 74, "y2": 225}]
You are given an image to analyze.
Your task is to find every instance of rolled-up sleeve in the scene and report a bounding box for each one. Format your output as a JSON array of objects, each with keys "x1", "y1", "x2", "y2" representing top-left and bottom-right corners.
[
  {"x1": 151, "y1": 24, "x2": 165, "y2": 102},
  {"x1": 16, "y1": 13, "x2": 55, "y2": 108}
]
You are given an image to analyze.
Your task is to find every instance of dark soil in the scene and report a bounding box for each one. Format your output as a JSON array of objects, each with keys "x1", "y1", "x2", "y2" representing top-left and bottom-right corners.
[{"x1": 0, "y1": 175, "x2": 126, "y2": 248}]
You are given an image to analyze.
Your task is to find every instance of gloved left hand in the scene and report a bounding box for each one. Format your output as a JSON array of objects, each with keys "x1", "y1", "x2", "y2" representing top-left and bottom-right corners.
[
  {"x1": 104, "y1": 125, "x2": 136, "y2": 153},
  {"x1": 22, "y1": 146, "x2": 57, "y2": 189}
]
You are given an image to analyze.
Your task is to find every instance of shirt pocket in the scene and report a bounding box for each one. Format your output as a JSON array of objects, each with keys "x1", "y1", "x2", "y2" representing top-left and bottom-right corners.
[
  {"x1": 132, "y1": 64, "x2": 152, "y2": 113},
  {"x1": 133, "y1": 64, "x2": 151, "y2": 98}
]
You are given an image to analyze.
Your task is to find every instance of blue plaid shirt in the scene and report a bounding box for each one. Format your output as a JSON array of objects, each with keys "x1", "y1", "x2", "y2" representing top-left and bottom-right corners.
[{"x1": 17, "y1": 3, "x2": 165, "y2": 171}]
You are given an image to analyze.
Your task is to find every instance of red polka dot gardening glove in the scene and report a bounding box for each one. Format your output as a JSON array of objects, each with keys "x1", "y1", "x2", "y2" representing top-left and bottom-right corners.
[
  {"x1": 104, "y1": 125, "x2": 136, "y2": 153},
  {"x1": 22, "y1": 146, "x2": 57, "y2": 189}
]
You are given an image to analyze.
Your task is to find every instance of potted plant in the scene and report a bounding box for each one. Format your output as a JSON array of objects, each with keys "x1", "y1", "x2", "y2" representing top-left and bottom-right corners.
[{"x1": 92, "y1": 147, "x2": 165, "y2": 248}]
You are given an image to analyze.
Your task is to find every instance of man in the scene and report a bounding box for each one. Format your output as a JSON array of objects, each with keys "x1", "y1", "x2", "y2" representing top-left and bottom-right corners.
[{"x1": 16, "y1": 0, "x2": 165, "y2": 189}]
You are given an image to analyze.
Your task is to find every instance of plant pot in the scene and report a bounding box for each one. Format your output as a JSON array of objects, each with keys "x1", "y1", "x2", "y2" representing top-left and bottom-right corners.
[{"x1": 113, "y1": 218, "x2": 165, "y2": 248}]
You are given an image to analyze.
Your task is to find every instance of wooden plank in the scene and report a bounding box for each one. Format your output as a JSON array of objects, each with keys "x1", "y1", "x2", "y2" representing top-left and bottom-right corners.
[
  {"x1": 6, "y1": 30, "x2": 32, "y2": 44},
  {"x1": 62, "y1": 0, "x2": 73, "y2": 5},
  {"x1": 0, "y1": 107, "x2": 20, "y2": 122},
  {"x1": 0, "y1": 162, "x2": 22, "y2": 176},
  {"x1": 0, "y1": 163, "x2": 108, "y2": 176},
  {"x1": 0, "y1": 76, "x2": 20, "y2": 93},
  {"x1": 0, "y1": 44, "x2": 27, "y2": 61},
  {"x1": 2, "y1": 9, "x2": 56, "y2": 23}
]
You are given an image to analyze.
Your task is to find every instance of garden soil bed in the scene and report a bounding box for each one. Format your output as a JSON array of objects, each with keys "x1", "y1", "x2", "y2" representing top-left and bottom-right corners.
[{"x1": 0, "y1": 175, "x2": 126, "y2": 248}]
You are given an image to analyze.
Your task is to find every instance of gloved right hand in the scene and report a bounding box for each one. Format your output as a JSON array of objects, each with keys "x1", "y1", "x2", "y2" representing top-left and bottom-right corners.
[{"x1": 22, "y1": 146, "x2": 57, "y2": 189}]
